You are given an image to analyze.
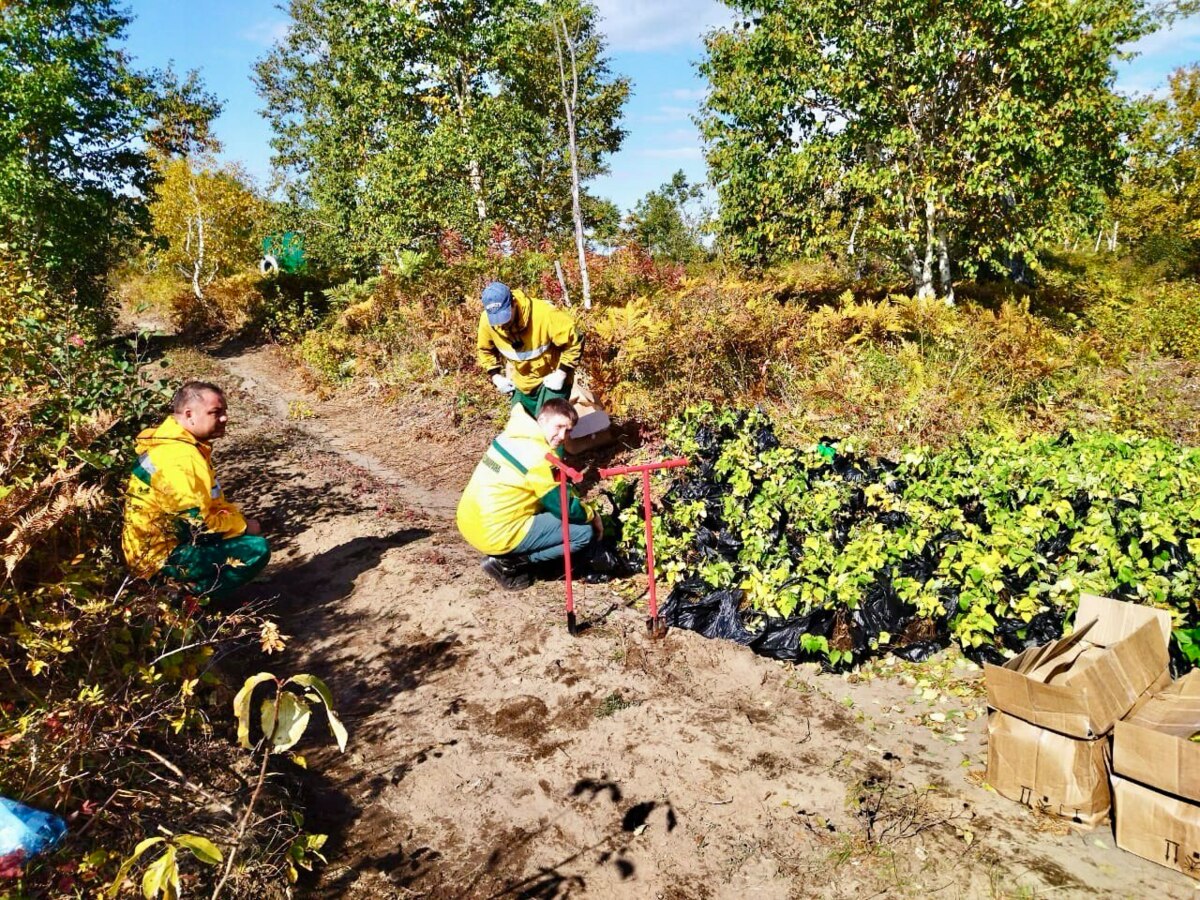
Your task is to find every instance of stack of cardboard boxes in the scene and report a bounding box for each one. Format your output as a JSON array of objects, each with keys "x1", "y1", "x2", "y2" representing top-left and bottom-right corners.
[
  {"x1": 984, "y1": 594, "x2": 1173, "y2": 830},
  {"x1": 1112, "y1": 671, "x2": 1200, "y2": 875}
]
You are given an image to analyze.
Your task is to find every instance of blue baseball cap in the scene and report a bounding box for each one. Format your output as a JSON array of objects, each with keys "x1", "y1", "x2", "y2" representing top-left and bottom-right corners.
[{"x1": 482, "y1": 281, "x2": 514, "y2": 327}]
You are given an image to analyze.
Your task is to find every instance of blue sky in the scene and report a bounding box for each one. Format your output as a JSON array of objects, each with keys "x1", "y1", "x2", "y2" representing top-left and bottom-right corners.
[{"x1": 122, "y1": 1, "x2": 1200, "y2": 216}]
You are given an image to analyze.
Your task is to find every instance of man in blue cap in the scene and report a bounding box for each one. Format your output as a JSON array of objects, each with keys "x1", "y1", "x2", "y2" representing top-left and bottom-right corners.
[{"x1": 476, "y1": 281, "x2": 584, "y2": 417}]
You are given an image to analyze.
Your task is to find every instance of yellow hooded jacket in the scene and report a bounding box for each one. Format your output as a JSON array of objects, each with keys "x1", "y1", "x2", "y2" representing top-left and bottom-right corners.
[
  {"x1": 476, "y1": 288, "x2": 583, "y2": 394},
  {"x1": 456, "y1": 405, "x2": 593, "y2": 555},
  {"x1": 122, "y1": 415, "x2": 247, "y2": 578}
]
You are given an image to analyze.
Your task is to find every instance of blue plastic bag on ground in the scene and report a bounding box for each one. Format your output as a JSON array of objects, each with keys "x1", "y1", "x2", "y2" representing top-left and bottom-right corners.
[{"x1": 0, "y1": 796, "x2": 67, "y2": 859}]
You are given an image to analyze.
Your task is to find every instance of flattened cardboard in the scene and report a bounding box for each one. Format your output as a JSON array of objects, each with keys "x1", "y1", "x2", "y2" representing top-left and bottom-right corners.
[
  {"x1": 1113, "y1": 775, "x2": 1200, "y2": 878},
  {"x1": 1114, "y1": 670, "x2": 1200, "y2": 802},
  {"x1": 984, "y1": 594, "x2": 1171, "y2": 738},
  {"x1": 985, "y1": 710, "x2": 1110, "y2": 827},
  {"x1": 565, "y1": 383, "x2": 613, "y2": 454}
]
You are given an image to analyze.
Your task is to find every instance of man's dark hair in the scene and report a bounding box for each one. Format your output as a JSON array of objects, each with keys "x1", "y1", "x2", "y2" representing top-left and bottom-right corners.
[
  {"x1": 537, "y1": 397, "x2": 578, "y2": 427},
  {"x1": 171, "y1": 381, "x2": 225, "y2": 414}
]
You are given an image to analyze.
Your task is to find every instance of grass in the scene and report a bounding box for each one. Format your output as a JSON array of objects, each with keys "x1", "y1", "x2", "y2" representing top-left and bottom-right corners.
[{"x1": 594, "y1": 690, "x2": 641, "y2": 718}]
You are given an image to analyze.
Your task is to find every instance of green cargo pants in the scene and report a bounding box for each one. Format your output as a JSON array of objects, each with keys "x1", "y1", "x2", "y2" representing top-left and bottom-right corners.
[
  {"x1": 159, "y1": 534, "x2": 271, "y2": 599},
  {"x1": 511, "y1": 374, "x2": 573, "y2": 417}
]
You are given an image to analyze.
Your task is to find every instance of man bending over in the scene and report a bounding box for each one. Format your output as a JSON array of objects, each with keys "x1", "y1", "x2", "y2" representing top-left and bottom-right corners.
[
  {"x1": 122, "y1": 381, "x2": 270, "y2": 599},
  {"x1": 457, "y1": 398, "x2": 604, "y2": 590}
]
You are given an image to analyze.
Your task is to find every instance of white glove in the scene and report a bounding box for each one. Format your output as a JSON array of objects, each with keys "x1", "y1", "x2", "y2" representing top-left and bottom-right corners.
[
  {"x1": 491, "y1": 373, "x2": 515, "y2": 394},
  {"x1": 542, "y1": 368, "x2": 568, "y2": 391}
]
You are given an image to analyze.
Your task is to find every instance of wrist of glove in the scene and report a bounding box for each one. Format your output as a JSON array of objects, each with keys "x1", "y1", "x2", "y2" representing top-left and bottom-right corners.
[
  {"x1": 491, "y1": 373, "x2": 515, "y2": 394},
  {"x1": 542, "y1": 368, "x2": 568, "y2": 391}
]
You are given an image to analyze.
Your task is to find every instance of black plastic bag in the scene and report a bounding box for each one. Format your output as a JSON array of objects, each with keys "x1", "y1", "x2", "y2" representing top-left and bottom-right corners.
[{"x1": 893, "y1": 641, "x2": 942, "y2": 662}]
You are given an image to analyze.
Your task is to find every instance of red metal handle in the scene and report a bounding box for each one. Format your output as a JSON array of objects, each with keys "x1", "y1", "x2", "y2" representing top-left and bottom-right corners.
[
  {"x1": 598, "y1": 457, "x2": 689, "y2": 478},
  {"x1": 545, "y1": 452, "x2": 584, "y2": 483}
]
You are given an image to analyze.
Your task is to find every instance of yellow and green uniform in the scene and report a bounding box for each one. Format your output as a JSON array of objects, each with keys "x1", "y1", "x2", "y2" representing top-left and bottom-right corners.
[
  {"x1": 476, "y1": 288, "x2": 583, "y2": 415},
  {"x1": 122, "y1": 416, "x2": 269, "y2": 596},
  {"x1": 457, "y1": 405, "x2": 593, "y2": 556}
]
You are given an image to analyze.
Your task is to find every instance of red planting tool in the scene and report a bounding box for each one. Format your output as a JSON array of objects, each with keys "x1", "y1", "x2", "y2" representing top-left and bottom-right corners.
[
  {"x1": 545, "y1": 452, "x2": 586, "y2": 634},
  {"x1": 599, "y1": 457, "x2": 689, "y2": 637}
]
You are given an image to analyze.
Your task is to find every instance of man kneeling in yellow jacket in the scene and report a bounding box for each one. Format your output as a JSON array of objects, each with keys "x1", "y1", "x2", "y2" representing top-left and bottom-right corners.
[
  {"x1": 123, "y1": 381, "x2": 270, "y2": 599},
  {"x1": 457, "y1": 398, "x2": 606, "y2": 590}
]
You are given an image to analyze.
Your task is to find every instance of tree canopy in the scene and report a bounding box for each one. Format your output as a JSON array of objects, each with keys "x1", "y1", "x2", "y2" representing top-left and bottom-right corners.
[
  {"x1": 700, "y1": 0, "x2": 1154, "y2": 296},
  {"x1": 0, "y1": 0, "x2": 219, "y2": 302},
  {"x1": 625, "y1": 170, "x2": 709, "y2": 262},
  {"x1": 255, "y1": 0, "x2": 629, "y2": 276},
  {"x1": 1113, "y1": 65, "x2": 1200, "y2": 274},
  {"x1": 148, "y1": 156, "x2": 266, "y2": 299}
]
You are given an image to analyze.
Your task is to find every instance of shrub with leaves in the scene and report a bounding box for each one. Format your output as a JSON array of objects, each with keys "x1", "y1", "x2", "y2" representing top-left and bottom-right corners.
[
  {"x1": 1, "y1": 256, "x2": 315, "y2": 895},
  {"x1": 619, "y1": 405, "x2": 1200, "y2": 670}
]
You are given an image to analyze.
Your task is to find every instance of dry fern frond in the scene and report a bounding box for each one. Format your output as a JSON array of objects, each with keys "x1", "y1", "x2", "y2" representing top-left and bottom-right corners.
[
  {"x1": 0, "y1": 464, "x2": 84, "y2": 528},
  {"x1": 2, "y1": 480, "x2": 102, "y2": 577},
  {"x1": 69, "y1": 410, "x2": 118, "y2": 449}
]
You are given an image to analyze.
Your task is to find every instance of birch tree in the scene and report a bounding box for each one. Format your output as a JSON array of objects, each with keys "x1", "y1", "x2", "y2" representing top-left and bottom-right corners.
[
  {"x1": 255, "y1": 0, "x2": 627, "y2": 275},
  {"x1": 148, "y1": 157, "x2": 265, "y2": 298},
  {"x1": 700, "y1": 0, "x2": 1154, "y2": 297},
  {"x1": 554, "y1": 16, "x2": 591, "y2": 307},
  {"x1": 1112, "y1": 65, "x2": 1200, "y2": 273}
]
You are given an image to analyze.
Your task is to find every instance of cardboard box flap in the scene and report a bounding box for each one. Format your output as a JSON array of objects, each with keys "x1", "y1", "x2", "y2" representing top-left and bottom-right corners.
[
  {"x1": 1114, "y1": 671, "x2": 1200, "y2": 801},
  {"x1": 985, "y1": 596, "x2": 1170, "y2": 738},
  {"x1": 1004, "y1": 617, "x2": 1095, "y2": 679},
  {"x1": 1074, "y1": 592, "x2": 1171, "y2": 647}
]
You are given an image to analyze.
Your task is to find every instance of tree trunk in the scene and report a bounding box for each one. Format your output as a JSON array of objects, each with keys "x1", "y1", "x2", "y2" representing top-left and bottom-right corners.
[
  {"x1": 1108, "y1": 221, "x2": 1119, "y2": 253},
  {"x1": 189, "y1": 174, "x2": 205, "y2": 301},
  {"x1": 915, "y1": 196, "x2": 935, "y2": 300},
  {"x1": 1094, "y1": 227, "x2": 1103, "y2": 253},
  {"x1": 847, "y1": 207, "x2": 863, "y2": 257},
  {"x1": 455, "y1": 67, "x2": 487, "y2": 223},
  {"x1": 937, "y1": 232, "x2": 954, "y2": 306},
  {"x1": 555, "y1": 17, "x2": 591, "y2": 309},
  {"x1": 554, "y1": 259, "x2": 571, "y2": 306},
  {"x1": 469, "y1": 157, "x2": 487, "y2": 223}
]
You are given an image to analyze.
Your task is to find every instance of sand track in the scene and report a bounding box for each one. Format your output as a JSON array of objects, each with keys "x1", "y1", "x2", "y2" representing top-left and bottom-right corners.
[{"x1": 198, "y1": 343, "x2": 1194, "y2": 899}]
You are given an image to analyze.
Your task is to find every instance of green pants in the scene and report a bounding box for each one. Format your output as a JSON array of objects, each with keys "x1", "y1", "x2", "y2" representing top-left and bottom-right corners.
[
  {"x1": 511, "y1": 375, "x2": 573, "y2": 417},
  {"x1": 160, "y1": 534, "x2": 271, "y2": 599}
]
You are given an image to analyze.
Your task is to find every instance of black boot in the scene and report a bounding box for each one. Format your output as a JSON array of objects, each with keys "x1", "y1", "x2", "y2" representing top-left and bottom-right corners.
[{"x1": 481, "y1": 554, "x2": 533, "y2": 591}]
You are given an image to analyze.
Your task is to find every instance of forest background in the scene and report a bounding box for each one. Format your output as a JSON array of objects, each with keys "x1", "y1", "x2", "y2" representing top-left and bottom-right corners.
[{"x1": 5, "y1": 0, "x2": 1200, "y2": 895}]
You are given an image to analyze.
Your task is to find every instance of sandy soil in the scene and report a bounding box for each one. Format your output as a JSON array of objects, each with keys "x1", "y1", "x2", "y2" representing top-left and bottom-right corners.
[{"x1": 182, "y1": 342, "x2": 1198, "y2": 899}]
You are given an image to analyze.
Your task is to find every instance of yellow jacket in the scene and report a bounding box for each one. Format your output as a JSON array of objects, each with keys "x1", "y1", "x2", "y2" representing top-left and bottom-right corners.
[
  {"x1": 122, "y1": 416, "x2": 247, "y2": 577},
  {"x1": 476, "y1": 288, "x2": 583, "y2": 394},
  {"x1": 456, "y1": 405, "x2": 593, "y2": 555}
]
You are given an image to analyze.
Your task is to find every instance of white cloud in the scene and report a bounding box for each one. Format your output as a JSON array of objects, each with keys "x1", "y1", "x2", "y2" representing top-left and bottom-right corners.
[
  {"x1": 666, "y1": 87, "x2": 709, "y2": 101},
  {"x1": 241, "y1": 19, "x2": 290, "y2": 47},
  {"x1": 592, "y1": 0, "x2": 734, "y2": 52},
  {"x1": 640, "y1": 146, "x2": 704, "y2": 159},
  {"x1": 1121, "y1": 14, "x2": 1200, "y2": 58},
  {"x1": 639, "y1": 104, "x2": 698, "y2": 123}
]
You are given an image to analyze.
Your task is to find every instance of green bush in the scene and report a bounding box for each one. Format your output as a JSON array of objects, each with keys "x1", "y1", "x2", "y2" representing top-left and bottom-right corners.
[{"x1": 623, "y1": 405, "x2": 1200, "y2": 668}]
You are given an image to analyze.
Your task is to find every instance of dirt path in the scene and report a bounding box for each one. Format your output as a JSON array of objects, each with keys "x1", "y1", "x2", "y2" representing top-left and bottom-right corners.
[{"x1": 192, "y1": 343, "x2": 1196, "y2": 899}]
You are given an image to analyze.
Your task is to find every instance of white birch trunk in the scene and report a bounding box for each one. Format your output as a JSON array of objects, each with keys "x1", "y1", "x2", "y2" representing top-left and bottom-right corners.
[
  {"x1": 556, "y1": 18, "x2": 591, "y2": 309},
  {"x1": 915, "y1": 195, "x2": 936, "y2": 300},
  {"x1": 189, "y1": 174, "x2": 205, "y2": 301},
  {"x1": 554, "y1": 259, "x2": 571, "y2": 306},
  {"x1": 937, "y1": 232, "x2": 954, "y2": 306},
  {"x1": 455, "y1": 69, "x2": 487, "y2": 223},
  {"x1": 847, "y1": 207, "x2": 863, "y2": 258},
  {"x1": 1108, "y1": 221, "x2": 1119, "y2": 253}
]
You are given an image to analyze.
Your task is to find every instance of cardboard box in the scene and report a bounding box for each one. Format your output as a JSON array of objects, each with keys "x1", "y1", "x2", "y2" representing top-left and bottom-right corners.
[
  {"x1": 1114, "y1": 670, "x2": 1200, "y2": 802},
  {"x1": 1113, "y1": 775, "x2": 1200, "y2": 878},
  {"x1": 565, "y1": 383, "x2": 613, "y2": 455},
  {"x1": 984, "y1": 594, "x2": 1172, "y2": 739},
  {"x1": 985, "y1": 710, "x2": 1111, "y2": 827}
]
